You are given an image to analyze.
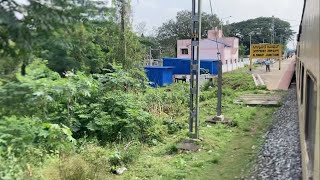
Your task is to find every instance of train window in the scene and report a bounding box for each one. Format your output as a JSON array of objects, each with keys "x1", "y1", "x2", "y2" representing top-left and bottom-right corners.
[
  {"x1": 298, "y1": 61, "x2": 301, "y2": 89},
  {"x1": 299, "y1": 62, "x2": 301, "y2": 80},
  {"x1": 300, "y1": 65, "x2": 305, "y2": 104},
  {"x1": 305, "y1": 74, "x2": 317, "y2": 177}
]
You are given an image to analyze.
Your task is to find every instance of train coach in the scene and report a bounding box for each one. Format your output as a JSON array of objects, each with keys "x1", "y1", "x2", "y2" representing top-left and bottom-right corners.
[{"x1": 296, "y1": 0, "x2": 320, "y2": 179}]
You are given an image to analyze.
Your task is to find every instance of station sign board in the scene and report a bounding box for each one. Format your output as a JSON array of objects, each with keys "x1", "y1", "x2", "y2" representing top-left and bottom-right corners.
[
  {"x1": 250, "y1": 44, "x2": 282, "y2": 59},
  {"x1": 249, "y1": 44, "x2": 282, "y2": 71}
]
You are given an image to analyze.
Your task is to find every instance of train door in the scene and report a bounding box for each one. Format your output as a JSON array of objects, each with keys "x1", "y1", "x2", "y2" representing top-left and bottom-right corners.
[{"x1": 305, "y1": 73, "x2": 318, "y2": 179}]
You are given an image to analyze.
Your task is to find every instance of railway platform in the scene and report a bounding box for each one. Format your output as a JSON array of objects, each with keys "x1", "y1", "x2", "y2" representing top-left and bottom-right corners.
[{"x1": 251, "y1": 57, "x2": 296, "y2": 90}]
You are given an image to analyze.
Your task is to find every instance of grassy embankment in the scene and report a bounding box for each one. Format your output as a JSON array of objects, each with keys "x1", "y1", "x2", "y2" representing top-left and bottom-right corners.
[
  {"x1": 103, "y1": 68, "x2": 282, "y2": 180},
  {"x1": 35, "y1": 68, "x2": 284, "y2": 180}
]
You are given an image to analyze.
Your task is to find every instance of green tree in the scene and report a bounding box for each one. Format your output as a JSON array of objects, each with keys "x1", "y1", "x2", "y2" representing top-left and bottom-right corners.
[
  {"x1": 157, "y1": 10, "x2": 221, "y2": 57},
  {"x1": 239, "y1": 44, "x2": 247, "y2": 58},
  {"x1": 224, "y1": 17, "x2": 294, "y2": 55},
  {"x1": 114, "y1": 0, "x2": 132, "y2": 68},
  {"x1": 39, "y1": 24, "x2": 106, "y2": 74},
  {"x1": 0, "y1": 0, "x2": 78, "y2": 75},
  {"x1": 1, "y1": 0, "x2": 144, "y2": 75}
]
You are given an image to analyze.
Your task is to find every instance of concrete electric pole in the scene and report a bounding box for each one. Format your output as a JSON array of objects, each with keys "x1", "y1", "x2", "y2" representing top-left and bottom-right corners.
[
  {"x1": 189, "y1": 0, "x2": 202, "y2": 139},
  {"x1": 271, "y1": 15, "x2": 275, "y2": 44},
  {"x1": 250, "y1": 33, "x2": 252, "y2": 47}
]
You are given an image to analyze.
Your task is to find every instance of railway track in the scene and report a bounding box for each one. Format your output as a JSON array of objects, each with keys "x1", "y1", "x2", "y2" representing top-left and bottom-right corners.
[{"x1": 252, "y1": 86, "x2": 302, "y2": 179}]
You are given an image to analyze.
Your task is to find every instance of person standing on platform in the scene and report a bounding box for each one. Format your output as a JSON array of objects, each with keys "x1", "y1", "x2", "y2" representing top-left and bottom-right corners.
[{"x1": 265, "y1": 59, "x2": 271, "y2": 72}]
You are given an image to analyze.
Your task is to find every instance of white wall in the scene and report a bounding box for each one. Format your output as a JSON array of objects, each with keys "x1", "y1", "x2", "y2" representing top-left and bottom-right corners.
[{"x1": 222, "y1": 58, "x2": 250, "y2": 73}]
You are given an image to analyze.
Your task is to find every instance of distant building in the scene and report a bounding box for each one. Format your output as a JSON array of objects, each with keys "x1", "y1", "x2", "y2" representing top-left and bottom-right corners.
[{"x1": 177, "y1": 27, "x2": 239, "y2": 65}]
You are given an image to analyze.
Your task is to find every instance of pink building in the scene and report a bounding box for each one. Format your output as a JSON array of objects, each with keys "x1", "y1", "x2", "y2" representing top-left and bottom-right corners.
[{"x1": 177, "y1": 27, "x2": 239, "y2": 65}]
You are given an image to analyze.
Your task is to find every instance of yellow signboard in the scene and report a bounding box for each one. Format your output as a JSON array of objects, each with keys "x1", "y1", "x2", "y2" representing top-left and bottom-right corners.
[
  {"x1": 251, "y1": 44, "x2": 282, "y2": 58},
  {"x1": 249, "y1": 44, "x2": 282, "y2": 71}
]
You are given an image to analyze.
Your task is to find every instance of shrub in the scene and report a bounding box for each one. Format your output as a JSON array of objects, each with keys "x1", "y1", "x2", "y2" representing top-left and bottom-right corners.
[
  {"x1": 95, "y1": 67, "x2": 148, "y2": 92},
  {"x1": 201, "y1": 79, "x2": 214, "y2": 91},
  {"x1": 40, "y1": 155, "x2": 90, "y2": 180},
  {"x1": 85, "y1": 91, "x2": 160, "y2": 143},
  {"x1": 0, "y1": 61, "x2": 160, "y2": 145},
  {"x1": 144, "y1": 83, "x2": 189, "y2": 117},
  {"x1": 0, "y1": 116, "x2": 76, "y2": 179},
  {"x1": 0, "y1": 154, "x2": 25, "y2": 180},
  {"x1": 108, "y1": 142, "x2": 142, "y2": 169},
  {"x1": 59, "y1": 155, "x2": 90, "y2": 180},
  {"x1": 166, "y1": 144, "x2": 179, "y2": 155},
  {"x1": 163, "y1": 119, "x2": 185, "y2": 134},
  {"x1": 0, "y1": 116, "x2": 41, "y2": 157},
  {"x1": 222, "y1": 70, "x2": 256, "y2": 91},
  {"x1": 40, "y1": 143, "x2": 112, "y2": 180}
]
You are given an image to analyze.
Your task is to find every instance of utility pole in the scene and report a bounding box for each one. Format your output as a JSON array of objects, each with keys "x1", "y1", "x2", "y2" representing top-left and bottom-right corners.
[
  {"x1": 149, "y1": 47, "x2": 153, "y2": 65},
  {"x1": 249, "y1": 33, "x2": 252, "y2": 47},
  {"x1": 271, "y1": 15, "x2": 275, "y2": 44},
  {"x1": 249, "y1": 32, "x2": 253, "y2": 71},
  {"x1": 189, "y1": 0, "x2": 202, "y2": 139},
  {"x1": 217, "y1": 52, "x2": 222, "y2": 116},
  {"x1": 220, "y1": 16, "x2": 232, "y2": 33}
]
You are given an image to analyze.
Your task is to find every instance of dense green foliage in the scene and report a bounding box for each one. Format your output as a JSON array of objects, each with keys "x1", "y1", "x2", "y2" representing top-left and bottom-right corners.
[
  {"x1": 224, "y1": 17, "x2": 294, "y2": 54},
  {"x1": 99, "y1": 68, "x2": 276, "y2": 179},
  {"x1": 0, "y1": 0, "x2": 144, "y2": 78},
  {"x1": 0, "y1": 57, "x2": 271, "y2": 179},
  {"x1": 0, "y1": 1, "x2": 288, "y2": 179},
  {"x1": 0, "y1": 60, "x2": 162, "y2": 141},
  {"x1": 0, "y1": 0, "x2": 156, "y2": 178},
  {"x1": 0, "y1": 59, "x2": 177, "y2": 179}
]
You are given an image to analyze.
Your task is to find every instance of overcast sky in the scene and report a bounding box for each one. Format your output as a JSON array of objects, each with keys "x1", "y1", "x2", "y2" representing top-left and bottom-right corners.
[{"x1": 131, "y1": 0, "x2": 304, "y2": 48}]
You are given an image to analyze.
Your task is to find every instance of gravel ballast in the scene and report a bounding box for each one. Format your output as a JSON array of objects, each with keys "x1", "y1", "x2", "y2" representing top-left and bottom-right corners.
[{"x1": 253, "y1": 86, "x2": 302, "y2": 180}]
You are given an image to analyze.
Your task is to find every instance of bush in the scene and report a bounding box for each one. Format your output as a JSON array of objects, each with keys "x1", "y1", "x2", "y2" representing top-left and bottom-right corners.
[
  {"x1": 163, "y1": 119, "x2": 185, "y2": 134},
  {"x1": 59, "y1": 155, "x2": 90, "y2": 180},
  {"x1": 40, "y1": 155, "x2": 90, "y2": 180},
  {"x1": 0, "y1": 61, "x2": 161, "y2": 145},
  {"x1": 84, "y1": 91, "x2": 160, "y2": 143},
  {"x1": 0, "y1": 116, "x2": 41, "y2": 157},
  {"x1": 0, "y1": 116, "x2": 76, "y2": 179},
  {"x1": 201, "y1": 79, "x2": 214, "y2": 91},
  {"x1": 144, "y1": 83, "x2": 189, "y2": 117},
  {"x1": 222, "y1": 70, "x2": 256, "y2": 91},
  {"x1": 95, "y1": 67, "x2": 148, "y2": 92},
  {"x1": 0, "y1": 116, "x2": 75, "y2": 158},
  {"x1": 108, "y1": 142, "x2": 142, "y2": 169},
  {"x1": 166, "y1": 144, "x2": 179, "y2": 155},
  {"x1": 0, "y1": 154, "x2": 25, "y2": 180},
  {"x1": 40, "y1": 143, "x2": 112, "y2": 180}
]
